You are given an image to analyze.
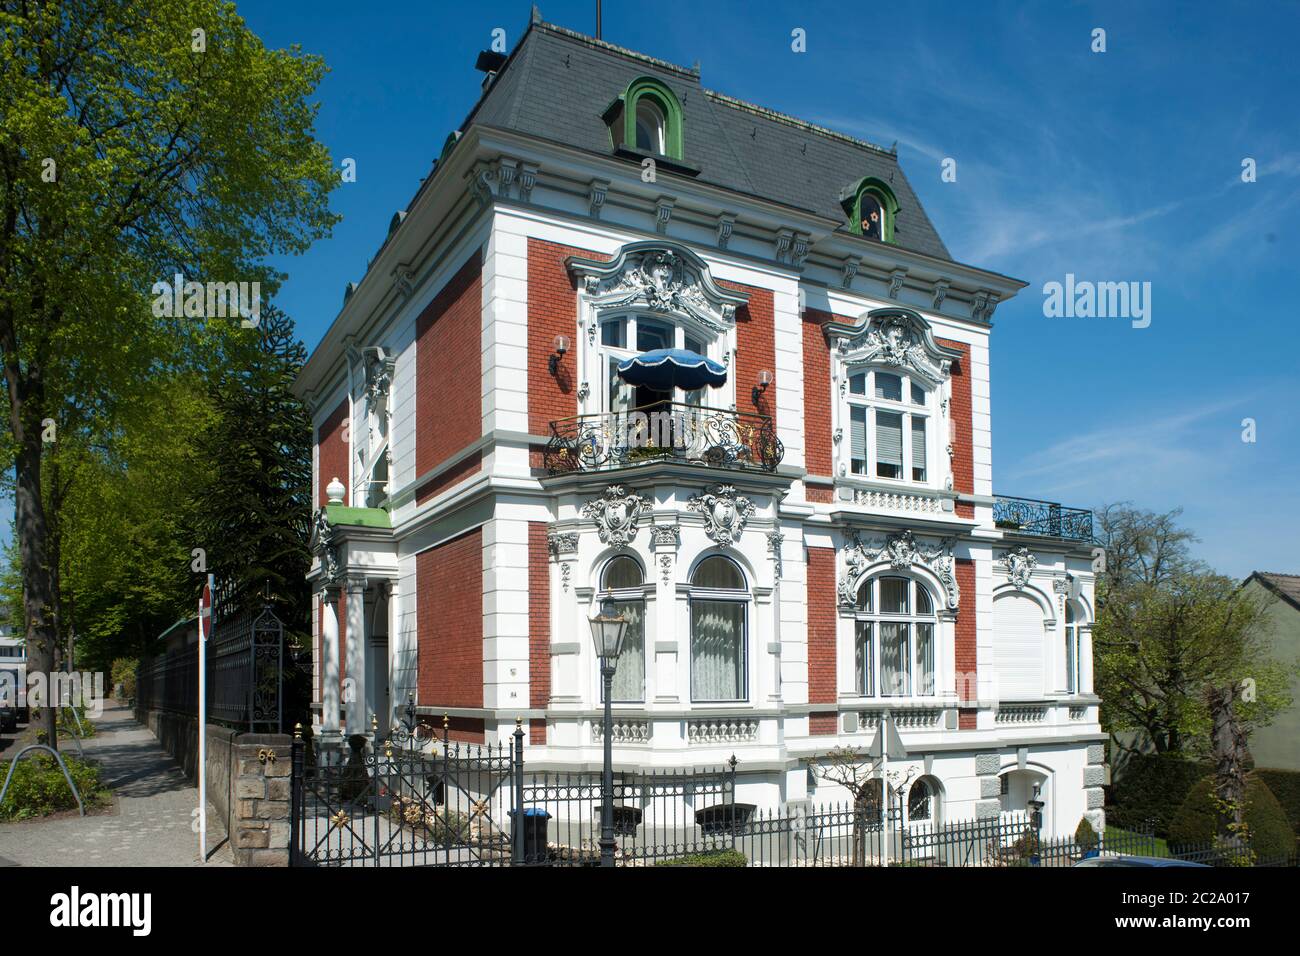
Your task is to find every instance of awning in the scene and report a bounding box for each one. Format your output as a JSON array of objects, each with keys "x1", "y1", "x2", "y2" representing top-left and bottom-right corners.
[{"x1": 616, "y1": 348, "x2": 727, "y2": 391}]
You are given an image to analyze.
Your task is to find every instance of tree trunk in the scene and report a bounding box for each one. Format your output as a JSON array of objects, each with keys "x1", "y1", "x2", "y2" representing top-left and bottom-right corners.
[{"x1": 1206, "y1": 684, "x2": 1247, "y2": 845}]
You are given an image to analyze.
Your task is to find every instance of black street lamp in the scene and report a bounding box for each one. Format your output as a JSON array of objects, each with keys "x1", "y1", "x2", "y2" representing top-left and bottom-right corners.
[{"x1": 589, "y1": 598, "x2": 629, "y2": 868}]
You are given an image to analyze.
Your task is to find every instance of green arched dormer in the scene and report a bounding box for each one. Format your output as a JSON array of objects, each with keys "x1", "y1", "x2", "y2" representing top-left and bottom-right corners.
[
  {"x1": 606, "y1": 76, "x2": 684, "y2": 160},
  {"x1": 840, "y1": 176, "x2": 900, "y2": 243}
]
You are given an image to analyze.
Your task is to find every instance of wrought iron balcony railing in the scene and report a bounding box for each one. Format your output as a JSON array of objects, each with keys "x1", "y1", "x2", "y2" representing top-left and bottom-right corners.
[
  {"x1": 993, "y1": 495, "x2": 1094, "y2": 542},
  {"x1": 545, "y1": 403, "x2": 784, "y2": 474}
]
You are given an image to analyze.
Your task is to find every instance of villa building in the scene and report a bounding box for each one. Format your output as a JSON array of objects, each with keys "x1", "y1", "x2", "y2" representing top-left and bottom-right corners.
[{"x1": 294, "y1": 13, "x2": 1105, "y2": 835}]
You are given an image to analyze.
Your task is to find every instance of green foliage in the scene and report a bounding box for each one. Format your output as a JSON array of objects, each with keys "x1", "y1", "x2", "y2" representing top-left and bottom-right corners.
[
  {"x1": 111, "y1": 658, "x2": 138, "y2": 699},
  {"x1": 1254, "y1": 768, "x2": 1300, "y2": 838},
  {"x1": 1107, "y1": 753, "x2": 1212, "y2": 835},
  {"x1": 1075, "y1": 817, "x2": 1099, "y2": 852},
  {"x1": 1169, "y1": 774, "x2": 1296, "y2": 859},
  {"x1": 655, "y1": 849, "x2": 748, "y2": 867},
  {"x1": 0, "y1": 753, "x2": 111, "y2": 821},
  {"x1": 1011, "y1": 827, "x2": 1040, "y2": 860}
]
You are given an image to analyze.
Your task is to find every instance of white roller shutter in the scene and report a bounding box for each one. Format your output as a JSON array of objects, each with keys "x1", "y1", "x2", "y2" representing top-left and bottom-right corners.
[{"x1": 993, "y1": 592, "x2": 1045, "y2": 699}]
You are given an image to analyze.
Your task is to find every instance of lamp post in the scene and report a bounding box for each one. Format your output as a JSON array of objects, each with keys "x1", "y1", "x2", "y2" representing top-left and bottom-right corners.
[{"x1": 589, "y1": 599, "x2": 629, "y2": 868}]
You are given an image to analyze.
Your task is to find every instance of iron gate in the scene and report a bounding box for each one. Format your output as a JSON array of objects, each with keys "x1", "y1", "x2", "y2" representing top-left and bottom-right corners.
[{"x1": 290, "y1": 718, "x2": 523, "y2": 867}]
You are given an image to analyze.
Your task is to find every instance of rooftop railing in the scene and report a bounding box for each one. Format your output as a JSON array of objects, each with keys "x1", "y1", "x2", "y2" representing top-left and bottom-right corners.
[
  {"x1": 545, "y1": 402, "x2": 784, "y2": 475},
  {"x1": 993, "y1": 495, "x2": 1094, "y2": 542}
]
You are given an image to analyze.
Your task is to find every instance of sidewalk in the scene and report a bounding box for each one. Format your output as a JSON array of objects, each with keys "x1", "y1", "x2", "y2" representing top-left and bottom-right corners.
[{"x1": 0, "y1": 702, "x2": 231, "y2": 867}]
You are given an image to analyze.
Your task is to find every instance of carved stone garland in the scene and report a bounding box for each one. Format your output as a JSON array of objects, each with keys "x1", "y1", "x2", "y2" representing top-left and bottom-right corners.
[
  {"x1": 838, "y1": 529, "x2": 959, "y2": 610},
  {"x1": 310, "y1": 509, "x2": 342, "y2": 587},
  {"x1": 688, "y1": 485, "x2": 755, "y2": 547}
]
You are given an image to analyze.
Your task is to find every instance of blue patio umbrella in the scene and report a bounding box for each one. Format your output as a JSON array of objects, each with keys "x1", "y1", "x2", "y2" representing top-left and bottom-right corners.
[{"x1": 616, "y1": 348, "x2": 727, "y2": 391}]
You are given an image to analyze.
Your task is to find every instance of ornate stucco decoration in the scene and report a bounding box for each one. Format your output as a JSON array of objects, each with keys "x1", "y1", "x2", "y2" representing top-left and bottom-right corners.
[
  {"x1": 650, "y1": 524, "x2": 681, "y2": 550},
  {"x1": 839, "y1": 529, "x2": 959, "y2": 610},
  {"x1": 768, "y1": 531, "x2": 785, "y2": 580},
  {"x1": 688, "y1": 485, "x2": 755, "y2": 547},
  {"x1": 567, "y1": 240, "x2": 749, "y2": 333},
  {"x1": 1000, "y1": 547, "x2": 1038, "y2": 589},
  {"x1": 823, "y1": 307, "x2": 964, "y2": 389},
  {"x1": 363, "y1": 346, "x2": 395, "y2": 404},
  {"x1": 581, "y1": 485, "x2": 650, "y2": 547},
  {"x1": 1053, "y1": 575, "x2": 1073, "y2": 612},
  {"x1": 547, "y1": 530, "x2": 578, "y2": 559},
  {"x1": 310, "y1": 509, "x2": 342, "y2": 587}
]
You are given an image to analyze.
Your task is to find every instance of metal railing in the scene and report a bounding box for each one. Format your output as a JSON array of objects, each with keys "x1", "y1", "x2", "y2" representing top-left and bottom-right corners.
[
  {"x1": 544, "y1": 402, "x2": 783, "y2": 474},
  {"x1": 993, "y1": 495, "x2": 1093, "y2": 542}
]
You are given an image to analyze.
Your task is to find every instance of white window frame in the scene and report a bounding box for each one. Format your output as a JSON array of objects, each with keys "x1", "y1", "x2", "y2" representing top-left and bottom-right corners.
[
  {"x1": 687, "y1": 556, "x2": 751, "y2": 704},
  {"x1": 593, "y1": 312, "x2": 730, "y2": 416},
  {"x1": 851, "y1": 575, "x2": 938, "y2": 699},
  {"x1": 843, "y1": 367, "x2": 934, "y2": 485}
]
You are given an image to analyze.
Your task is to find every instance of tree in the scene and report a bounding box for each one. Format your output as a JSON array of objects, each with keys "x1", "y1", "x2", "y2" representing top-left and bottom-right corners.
[
  {"x1": 1094, "y1": 508, "x2": 1294, "y2": 757},
  {"x1": 1204, "y1": 682, "x2": 1250, "y2": 851},
  {"x1": 809, "y1": 746, "x2": 915, "y2": 865},
  {"x1": 188, "y1": 304, "x2": 312, "y2": 640},
  {"x1": 0, "y1": 1, "x2": 338, "y2": 746}
]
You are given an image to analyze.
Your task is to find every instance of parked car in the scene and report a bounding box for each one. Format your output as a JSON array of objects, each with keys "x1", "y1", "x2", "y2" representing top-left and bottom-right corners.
[{"x1": 1073, "y1": 855, "x2": 1209, "y2": 867}]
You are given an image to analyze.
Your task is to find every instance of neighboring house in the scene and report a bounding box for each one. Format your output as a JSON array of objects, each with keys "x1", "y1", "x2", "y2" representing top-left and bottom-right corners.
[
  {"x1": 293, "y1": 15, "x2": 1104, "y2": 834},
  {"x1": 1242, "y1": 572, "x2": 1300, "y2": 772},
  {"x1": 0, "y1": 608, "x2": 28, "y2": 725}
]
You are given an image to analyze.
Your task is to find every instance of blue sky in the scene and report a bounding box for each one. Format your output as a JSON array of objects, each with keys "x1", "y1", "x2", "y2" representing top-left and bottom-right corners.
[{"x1": 13, "y1": 1, "x2": 1296, "y2": 578}]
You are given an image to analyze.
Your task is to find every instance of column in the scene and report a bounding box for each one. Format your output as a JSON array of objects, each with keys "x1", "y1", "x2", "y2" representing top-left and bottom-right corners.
[
  {"x1": 387, "y1": 579, "x2": 401, "y2": 726},
  {"x1": 345, "y1": 576, "x2": 367, "y2": 735},
  {"x1": 320, "y1": 588, "x2": 341, "y2": 739}
]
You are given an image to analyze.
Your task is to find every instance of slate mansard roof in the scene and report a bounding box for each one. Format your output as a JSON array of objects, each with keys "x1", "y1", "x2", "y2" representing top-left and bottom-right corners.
[
  {"x1": 460, "y1": 18, "x2": 953, "y2": 262},
  {"x1": 1250, "y1": 572, "x2": 1300, "y2": 613}
]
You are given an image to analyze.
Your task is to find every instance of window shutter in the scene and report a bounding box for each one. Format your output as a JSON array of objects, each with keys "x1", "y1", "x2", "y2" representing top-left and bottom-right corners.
[
  {"x1": 877, "y1": 411, "x2": 903, "y2": 466},
  {"x1": 911, "y1": 418, "x2": 927, "y2": 471},
  {"x1": 851, "y1": 406, "x2": 867, "y2": 460}
]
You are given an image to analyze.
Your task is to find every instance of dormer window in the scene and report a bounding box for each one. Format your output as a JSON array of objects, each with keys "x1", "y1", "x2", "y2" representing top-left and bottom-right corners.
[
  {"x1": 607, "y1": 77, "x2": 683, "y2": 160},
  {"x1": 841, "y1": 177, "x2": 899, "y2": 243}
]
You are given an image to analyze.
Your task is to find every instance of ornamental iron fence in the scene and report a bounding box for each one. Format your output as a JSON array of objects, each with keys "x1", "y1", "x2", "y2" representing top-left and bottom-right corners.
[
  {"x1": 545, "y1": 403, "x2": 783, "y2": 474},
  {"x1": 994, "y1": 495, "x2": 1094, "y2": 542}
]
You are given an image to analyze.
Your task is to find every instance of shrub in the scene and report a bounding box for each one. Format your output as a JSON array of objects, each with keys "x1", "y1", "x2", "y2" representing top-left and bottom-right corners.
[
  {"x1": 111, "y1": 659, "x2": 138, "y2": 700},
  {"x1": 1011, "y1": 827, "x2": 1040, "y2": 860},
  {"x1": 1075, "y1": 817, "x2": 1099, "y2": 852},
  {"x1": 0, "y1": 753, "x2": 111, "y2": 821},
  {"x1": 1254, "y1": 767, "x2": 1300, "y2": 839},
  {"x1": 656, "y1": 849, "x2": 748, "y2": 867},
  {"x1": 1107, "y1": 753, "x2": 1211, "y2": 835},
  {"x1": 1169, "y1": 774, "x2": 1296, "y2": 860}
]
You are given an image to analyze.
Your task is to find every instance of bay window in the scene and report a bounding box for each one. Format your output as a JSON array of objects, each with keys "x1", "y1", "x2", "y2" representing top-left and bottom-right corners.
[{"x1": 600, "y1": 555, "x2": 646, "y2": 702}]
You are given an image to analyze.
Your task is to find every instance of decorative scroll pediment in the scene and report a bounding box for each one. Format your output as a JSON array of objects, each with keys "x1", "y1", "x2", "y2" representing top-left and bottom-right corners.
[
  {"x1": 567, "y1": 241, "x2": 748, "y2": 333},
  {"x1": 838, "y1": 528, "x2": 959, "y2": 610},
  {"x1": 823, "y1": 307, "x2": 963, "y2": 387}
]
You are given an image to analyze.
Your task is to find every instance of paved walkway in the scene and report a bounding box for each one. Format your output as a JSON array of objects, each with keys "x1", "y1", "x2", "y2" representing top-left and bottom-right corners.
[{"x1": 0, "y1": 702, "x2": 231, "y2": 867}]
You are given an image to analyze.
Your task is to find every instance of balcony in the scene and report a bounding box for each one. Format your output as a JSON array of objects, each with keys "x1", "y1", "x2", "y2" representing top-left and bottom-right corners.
[
  {"x1": 545, "y1": 403, "x2": 784, "y2": 475},
  {"x1": 994, "y1": 495, "x2": 1093, "y2": 542}
]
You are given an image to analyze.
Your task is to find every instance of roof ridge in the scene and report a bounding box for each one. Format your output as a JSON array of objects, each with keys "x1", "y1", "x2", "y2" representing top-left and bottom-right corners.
[
  {"x1": 1256, "y1": 570, "x2": 1300, "y2": 578},
  {"x1": 703, "y1": 89, "x2": 896, "y2": 157},
  {"x1": 537, "y1": 21, "x2": 700, "y2": 81}
]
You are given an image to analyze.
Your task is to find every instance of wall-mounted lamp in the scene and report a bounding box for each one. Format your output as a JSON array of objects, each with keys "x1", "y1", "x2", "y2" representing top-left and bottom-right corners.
[
  {"x1": 752, "y1": 369, "x2": 773, "y2": 406},
  {"x1": 548, "y1": 334, "x2": 570, "y2": 375}
]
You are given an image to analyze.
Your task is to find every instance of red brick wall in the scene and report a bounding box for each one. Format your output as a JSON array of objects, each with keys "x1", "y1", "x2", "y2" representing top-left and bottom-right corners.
[
  {"x1": 443, "y1": 716, "x2": 486, "y2": 744},
  {"x1": 807, "y1": 546, "x2": 837, "y2": 705},
  {"x1": 528, "y1": 239, "x2": 600, "y2": 437},
  {"x1": 937, "y1": 338, "x2": 973, "y2": 519},
  {"x1": 317, "y1": 399, "x2": 349, "y2": 506},
  {"x1": 721, "y1": 281, "x2": 777, "y2": 423},
  {"x1": 416, "y1": 528, "x2": 484, "y2": 710},
  {"x1": 527, "y1": 522, "x2": 550, "y2": 744},
  {"x1": 810, "y1": 712, "x2": 838, "y2": 736},
  {"x1": 955, "y1": 558, "x2": 976, "y2": 709},
  {"x1": 416, "y1": 252, "x2": 483, "y2": 505},
  {"x1": 958, "y1": 709, "x2": 977, "y2": 730},
  {"x1": 801, "y1": 309, "x2": 836, "y2": 484},
  {"x1": 415, "y1": 450, "x2": 482, "y2": 505}
]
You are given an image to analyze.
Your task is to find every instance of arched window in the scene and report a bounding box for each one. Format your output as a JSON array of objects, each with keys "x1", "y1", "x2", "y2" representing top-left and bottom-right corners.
[
  {"x1": 846, "y1": 368, "x2": 931, "y2": 482},
  {"x1": 690, "y1": 556, "x2": 747, "y2": 702},
  {"x1": 600, "y1": 555, "x2": 646, "y2": 702},
  {"x1": 908, "y1": 776, "x2": 939, "y2": 823},
  {"x1": 1064, "y1": 602, "x2": 1081, "y2": 695},
  {"x1": 853, "y1": 576, "x2": 936, "y2": 697},
  {"x1": 842, "y1": 178, "x2": 899, "y2": 243},
  {"x1": 635, "y1": 98, "x2": 666, "y2": 154},
  {"x1": 860, "y1": 193, "x2": 884, "y2": 241}
]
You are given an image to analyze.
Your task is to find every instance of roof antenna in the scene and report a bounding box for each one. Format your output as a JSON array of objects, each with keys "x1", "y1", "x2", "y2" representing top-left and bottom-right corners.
[{"x1": 596, "y1": 0, "x2": 602, "y2": 39}]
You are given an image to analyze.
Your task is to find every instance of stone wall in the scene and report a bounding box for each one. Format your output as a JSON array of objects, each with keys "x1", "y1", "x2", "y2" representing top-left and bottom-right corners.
[{"x1": 228, "y1": 733, "x2": 292, "y2": 866}]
